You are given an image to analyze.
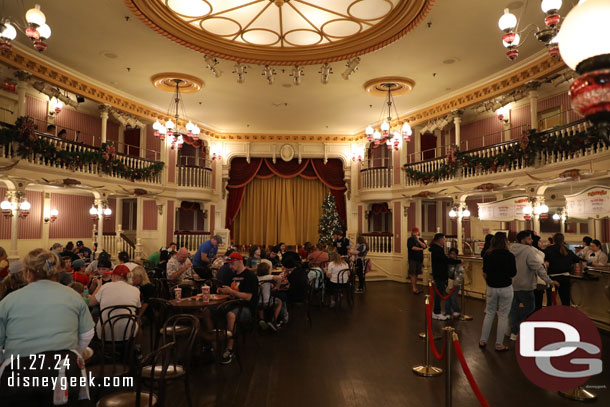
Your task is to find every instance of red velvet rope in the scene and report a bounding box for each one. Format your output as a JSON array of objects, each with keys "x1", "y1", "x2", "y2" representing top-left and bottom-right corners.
[
  {"x1": 452, "y1": 337, "x2": 490, "y2": 407},
  {"x1": 425, "y1": 301, "x2": 446, "y2": 360},
  {"x1": 430, "y1": 283, "x2": 458, "y2": 300}
]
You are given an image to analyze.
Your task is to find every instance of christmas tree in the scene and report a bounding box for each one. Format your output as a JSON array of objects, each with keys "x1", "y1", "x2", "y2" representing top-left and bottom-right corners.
[{"x1": 318, "y1": 194, "x2": 342, "y2": 246}]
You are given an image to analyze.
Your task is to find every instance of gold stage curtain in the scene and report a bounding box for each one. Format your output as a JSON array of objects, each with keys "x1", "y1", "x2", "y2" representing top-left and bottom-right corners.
[{"x1": 234, "y1": 176, "x2": 328, "y2": 246}]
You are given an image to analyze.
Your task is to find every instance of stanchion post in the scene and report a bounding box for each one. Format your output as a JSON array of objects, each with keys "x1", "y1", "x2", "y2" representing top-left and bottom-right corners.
[
  {"x1": 459, "y1": 286, "x2": 473, "y2": 321},
  {"x1": 558, "y1": 387, "x2": 597, "y2": 401},
  {"x1": 444, "y1": 327, "x2": 454, "y2": 407},
  {"x1": 413, "y1": 295, "x2": 443, "y2": 377}
]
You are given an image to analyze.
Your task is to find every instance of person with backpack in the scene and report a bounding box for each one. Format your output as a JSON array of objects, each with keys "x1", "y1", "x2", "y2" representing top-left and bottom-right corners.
[
  {"x1": 429, "y1": 233, "x2": 461, "y2": 320},
  {"x1": 446, "y1": 248, "x2": 464, "y2": 318}
]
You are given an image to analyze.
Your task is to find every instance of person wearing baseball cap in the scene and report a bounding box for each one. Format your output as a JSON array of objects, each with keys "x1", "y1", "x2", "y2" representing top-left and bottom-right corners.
[
  {"x1": 407, "y1": 227, "x2": 426, "y2": 294},
  {"x1": 74, "y1": 240, "x2": 92, "y2": 261},
  {"x1": 89, "y1": 264, "x2": 140, "y2": 340},
  {"x1": 88, "y1": 258, "x2": 113, "y2": 293},
  {"x1": 192, "y1": 234, "x2": 223, "y2": 279}
]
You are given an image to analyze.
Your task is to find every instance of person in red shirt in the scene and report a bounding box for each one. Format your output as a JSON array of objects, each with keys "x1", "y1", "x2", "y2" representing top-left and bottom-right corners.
[{"x1": 71, "y1": 259, "x2": 90, "y2": 287}]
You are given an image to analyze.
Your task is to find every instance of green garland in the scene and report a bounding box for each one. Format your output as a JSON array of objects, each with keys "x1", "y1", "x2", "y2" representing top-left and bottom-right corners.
[
  {"x1": 0, "y1": 116, "x2": 164, "y2": 181},
  {"x1": 404, "y1": 125, "x2": 608, "y2": 184}
]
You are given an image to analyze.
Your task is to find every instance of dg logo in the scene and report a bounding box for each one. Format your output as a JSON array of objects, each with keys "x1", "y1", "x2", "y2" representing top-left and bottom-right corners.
[{"x1": 516, "y1": 306, "x2": 603, "y2": 391}]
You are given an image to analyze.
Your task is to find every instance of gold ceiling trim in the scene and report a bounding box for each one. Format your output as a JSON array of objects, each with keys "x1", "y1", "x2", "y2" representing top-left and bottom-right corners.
[
  {"x1": 123, "y1": 0, "x2": 435, "y2": 65},
  {"x1": 209, "y1": 133, "x2": 354, "y2": 143},
  {"x1": 364, "y1": 76, "x2": 415, "y2": 97},
  {"x1": 150, "y1": 72, "x2": 204, "y2": 93}
]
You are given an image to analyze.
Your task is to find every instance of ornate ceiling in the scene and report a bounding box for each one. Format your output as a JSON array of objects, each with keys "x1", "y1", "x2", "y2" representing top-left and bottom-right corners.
[{"x1": 124, "y1": 0, "x2": 434, "y2": 65}]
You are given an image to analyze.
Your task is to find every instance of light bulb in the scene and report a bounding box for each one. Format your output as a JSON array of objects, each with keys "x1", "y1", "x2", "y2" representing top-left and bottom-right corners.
[
  {"x1": 449, "y1": 209, "x2": 457, "y2": 218},
  {"x1": 37, "y1": 23, "x2": 51, "y2": 39},
  {"x1": 25, "y1": 4, "x2": 46, "y2": 27},
  {"x1": 558, "y1": 0, "x2": 610, "y2": 71},
  {"x1": 373, "y1": 130, "x2": 381, "y2": 140},
  {"x1": 165, "y1": 119, "x2": 175, "y2": 130},
  {"x1": 365, "y1": 125, "x2": 374, "y2": 135},
  {"x1": 503, "y1": 33, "x2": 520, "y2": 48},
  {"x1": 523, "y1": 205, "x2": 532, "y2": 215},
  {"x1": 402, "y1": 122, "x2": 412, "y2": 135},
  {"x1": 0, "y1": 23, "x2": 17, "y2": 41},
  {"x1": 186, "y1": 121, "x2": 195, "y2": 131},
  {"x1": 540, "y1": 204, "x2": 549, "y2": 213},
  {"x1": 19, "y1": 200, "x2": 31, "y2": 211},
  {"x1": 462, "y1": 209, "x2": 471, "y2": 218},
  {"x1": 152, "y1": 119, "x2": 161, "y2": 130},
  {"x1": 381, "y1": 121, "x2": 390, "y2": 132},
  {"x1": 541, "y1": 0, "x2": 562, "y2": 14},
  {"x1": 498, "y1": 8, "x2": 518, "y2": 32},
  {"x1": 552, "y1": 213, "x2": 561, "y2": 221},
  {"x1": 89, "y1": 206, "x2": 98, "y2": 216},
  {"x1": 103, "y1": 207, "x2": 112, "y2": 216},
  {"x1": 50, "y1": 208, "x2": 58, "y2": 217}
]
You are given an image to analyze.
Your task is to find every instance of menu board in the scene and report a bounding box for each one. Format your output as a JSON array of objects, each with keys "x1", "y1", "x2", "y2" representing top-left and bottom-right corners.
[
  {"x1": 565, "y1": 186, "x2": 610, "y2": 219},
  {"x1": 478, "y1": 196, "x2": 529, "y2": 221}
]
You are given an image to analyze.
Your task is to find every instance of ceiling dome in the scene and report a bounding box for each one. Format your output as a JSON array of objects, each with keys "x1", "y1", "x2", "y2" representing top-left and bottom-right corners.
[{"x1": 125, "y1": 0, "x2": 434, "y2": 65}]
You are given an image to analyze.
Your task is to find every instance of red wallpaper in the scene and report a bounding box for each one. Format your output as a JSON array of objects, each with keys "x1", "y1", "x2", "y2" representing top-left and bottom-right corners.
[
  {"x1": 357, "y1": 205, "x2": 362, "y2": 235},
  {"x1": 146, "y1": 124, "x2": 161, "y2": 161},
  {"x1": 0, "y1": 188, "x2": 42, "y2": 239},
  {"x1": 211, "y1": 160, "x2": 216, "y2": 190},
  {"x1": 107, "y1": 121, "x2": 119, "y2": 144},
  {"x1": 427, "y1": 202, "x2": 437, "y2": 233},
  {"x1": 143, "y1": 200, "x2": 158, "y2": 230},
  {"x1": 407, "y1": 202, "x2": 416, "y2": 231},
  {"x1": 168, "y1": 148, "x2": 176, "y2": 183},
  {"x1": 393, "y1": 149, "x2": 400, "y2": 184},
  {"x1": 209, "y1": 204, "x2": 215, "y2": 234},
  {"x1": 49, "y1": 193, "x2": 95, "y2": 239},
  {"x1": 394, "y1": 201, "x2": 401, "y2": 254},
  {"x1": 510, "y1": 105, "x2": 530, "y2": 139},
  {"x1": 103, "y1": 198, "x2": 116, "y2": 234},
  {"x1": 26, "y1": 95, "x2": 47, "y2": 125},
  {"x1": 460, "y1": 116, "x2": 504, "y2": 150},
  {"x1": 0, "y1": 187, "x2": 9, "y2": 240},
  {"x1": 54, "y1": 108, "x2": 101, "y2": 146},
  {"x1": 166, "y1": 200, "x2": 175, "y2": 245}
]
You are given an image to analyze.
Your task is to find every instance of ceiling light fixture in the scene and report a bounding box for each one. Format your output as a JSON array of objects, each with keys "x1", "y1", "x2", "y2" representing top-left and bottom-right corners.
[
  {"x1": 498, "y1": 1, "x2": 563, "y2": 60},
  {"x1": 0, "y1": 4, "x2": 51, "y2": 53},
  {"x1": 365, "y1": 83, "x2": 412, "y2": 150},
  {"x1": 153, "y1": 79, "x2": 200, "y2": 149},
  {"x1": 319, "y1": 63, "x2": 333, "y2": 85}
]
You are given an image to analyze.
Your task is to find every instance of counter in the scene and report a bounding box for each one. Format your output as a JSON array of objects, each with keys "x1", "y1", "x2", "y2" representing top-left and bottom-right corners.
[
  {"x1": 458, "y1": 256, "x2": 487, "y2": 300},
  {"x1": 570, "y1": 267, "x2": 610, "y2": 330}
]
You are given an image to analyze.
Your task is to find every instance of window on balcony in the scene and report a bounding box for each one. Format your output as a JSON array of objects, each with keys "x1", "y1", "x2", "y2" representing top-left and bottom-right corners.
[
  {"x1": 124, "y1": 128, "x2": 141, "y2": 157},
  {"x1": 367, "y1": 203, "x2": 392, "y2": 233},
  {"x1": 178, "y1": 143, "x2": 208, "y2": 167},
  {"x1": 538, "y1": 106, "x2": 562, "y2": 131},
  {"x1": 365, "y1": 144, "x2": 392, "y2": 169},
  {"x1": 176, "y1": 201, "x2": 206, "y2": 232}
]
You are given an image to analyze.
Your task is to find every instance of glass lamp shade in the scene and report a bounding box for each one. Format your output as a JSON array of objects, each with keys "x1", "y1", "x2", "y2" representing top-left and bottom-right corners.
[
  {"x1": 0, "y1": 199, "x2": 11, "y2": 211},
  {"x1": 19, "y1": 200, "x2": 31, "y2": 211},
  {"x1": 402, "y1": 122, "x2": 412, "y2": 136},
  {"x1": 89, "y1": 206, "x2": 98, "y2": 216},
  {"x1": 25, "y1": 5, "x2": 46, "y2": 27},
  {"x1": 186, "y1": 121, "x2": 195, "y2": 131},
  {"x1": 373, "y1": 130, "x2": 381, "y2": 140},
  {"x1": 103, "y1": 208, "x2": 112, "y2": 216},
  {"x1": 365, "y1": 125, "x2": 374, "y2": 136},
  {"x1": 152, "y1": 119, "x2": 161, "y2": 130},
  {"x1": 0, "y1": 23, "x2": 17, "y2": 40},
  {"x1": 541, "y1": 0, "x2": 562, "y2": 14},
  {"x1": 522, "y1": 205, "x2": 533, "y2": 215},
  {"x1": 498, "y1": 9, "x2": 518, "y2": 32},
  {"x1": 192, "y1": 126, "x2": 200, "y2": 135},
  {"x1": 540, "y1": 204, "x2": 549, "y2": 213},
  {"x1": 165, "y1": 119, "x2": 175, "y2": 130},
  {"x1": 558, "y1": 0, "x2": 610, "y2": 71},
  {"x1": 380, "y1": 121, "x2": 390, "y2": 132},
  {"x1": 37, "y1": 23, "x2": 51, "y2": 39},
  {"x1": 50, "y1": 208, "x2": 59, "y2": 217},
  {"x1": 552, "y1": 213, "x2": 561, "y2": 221},
  {"x1": 462, "y1": 209, "x2": 471, "y2": 218},
  {"x1": 448, "y1": 209, "x2": 457, "y2": 218},
  {"x1": 503, "y1": 33, "x2": 520, "y2": 48}
]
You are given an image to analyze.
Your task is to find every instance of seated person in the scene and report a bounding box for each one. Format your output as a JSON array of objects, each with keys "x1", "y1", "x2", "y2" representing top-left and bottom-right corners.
[
  {"x1": 88, "y1": 258, "x2": 113, "y2": 293},
  {"x1": 284, "y1": 256, "x2": 308, "y2": 304},
  {"x1": 584, "y1": 239, "x2": 609, "y2": 266},
  {"x1": 166, "y1": 248, "x2": 194, "y2": 283},
  {"x1": 246, "y1": 245, "x2": 262, "y2": 272},
  {"x1": 307, "y1": 243, "x2": 329, "y2": 266},
  {"x1": 118, "y1": 251, "x2": 139, "y2": 271},
  {"x1": 325, "y1": 252, "x2": 350, "y2": 308},
  {"x1": 267, "y1": 246, "x2": 282, "y2": 268},
  {"x1": 578, "y1": 236, "x2": 593, "y2": 258},
  {"x1": 298, "y1": 242, "x2": 312, "y2": 260},
  {"x1": 89, "y1": 265, "x2": 141, "y2": 340},
  {"x1": 154, "y1": 249, "x2": 170, "y2": 279},
  {"x1": 71, "y1": 259, "x2": 90, "y2": 287},
  {"x1": 74, "y1": 240, "x2": 92, "y2": 260},
  {"x1": 131, "y1": 266, "x2": 155, "y2": 319},
  {"x1": 256, "y1": 261, "x2": 282, "y2": 332},
  {"x1": 69, "y1": 281, "x2": 85, "y2": 295},
  {"x1": 86, "y1": 251, "x2": 113, "y2": 273},
  {"x1": 60, "y1": 242, "x2": 79, "y2": 262},
  {"x1": 58, "y1": 256, "x2": 74, "y2": 286},
  {"x1": 216, "y1": 249, "x2": 236, "y2": 286},
  {"x1": 0, "y1": 260, "x2": 27, "y2": 301}
]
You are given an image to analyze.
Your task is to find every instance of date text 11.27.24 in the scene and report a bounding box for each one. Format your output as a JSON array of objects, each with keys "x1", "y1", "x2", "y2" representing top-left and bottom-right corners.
[{"x1": 10, "y1": 354, "x2": 71, "y2": 371}]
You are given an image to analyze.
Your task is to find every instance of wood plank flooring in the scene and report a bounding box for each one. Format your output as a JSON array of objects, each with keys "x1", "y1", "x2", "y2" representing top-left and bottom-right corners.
[{"x1": 168, "y1": 281, "x2": 610, "y2": 407}]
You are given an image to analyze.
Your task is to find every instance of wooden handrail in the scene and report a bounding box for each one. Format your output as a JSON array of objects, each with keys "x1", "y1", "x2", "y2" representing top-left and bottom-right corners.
[
  {"x1": 361, "y1": 232, "x2": 394, "y2": 237},
  {"x1": 119, "y1": 233, "x2": 136, "y2": 249},
  {"x1": 360, "y1": 166, "x2": 393, "y2": 172},
  {"x1": 174, "y1": 231, "x2": 211, "y2": 235},
  {"x1": 176, "y1": 164, "x2": 212, "y2": 171}
]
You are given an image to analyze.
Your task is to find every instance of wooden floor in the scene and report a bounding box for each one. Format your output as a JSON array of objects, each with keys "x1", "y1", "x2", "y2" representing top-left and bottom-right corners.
[{"x1": 169, "y1": 281, "x2": 610, "y2": 407}]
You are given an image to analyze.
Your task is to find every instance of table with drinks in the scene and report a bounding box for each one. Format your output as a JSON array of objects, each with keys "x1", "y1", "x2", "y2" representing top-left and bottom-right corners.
[{"x1": 170, "y1": 284, "x2": 229, "y2": 308}]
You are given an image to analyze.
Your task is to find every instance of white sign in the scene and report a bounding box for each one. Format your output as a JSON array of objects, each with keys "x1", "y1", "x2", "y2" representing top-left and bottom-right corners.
[
  {"x1": 478, "y1": 196, "x2": 529, "y2": 221},
  {"x1": 565, "y1": 186, "x2": 610, "y2": 219}
]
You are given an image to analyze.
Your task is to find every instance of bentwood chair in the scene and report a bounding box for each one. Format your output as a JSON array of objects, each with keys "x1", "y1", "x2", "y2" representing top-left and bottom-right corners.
[
  {"x1": 96, "y1": 342, "x2": 176, "y2": 407},
  {"x1": 142, "y1": 314, "x2": 200, "y2": 407},
  {"x1": 257, "y1": 280, "x2": 276, "y2": 323},
  {"x1": 148, "y1": 298, "x2": 193, "y2": 350},
  {"x1": 333, "y1": 269, "x2": 353, "y2": 309}
]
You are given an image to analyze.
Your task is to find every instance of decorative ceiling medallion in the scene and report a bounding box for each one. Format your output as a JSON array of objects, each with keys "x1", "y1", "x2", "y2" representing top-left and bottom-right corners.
[
  {"x1": 150, "y1": 72, "x2": 204, "y2": 93},
  {"x1": 279, "y1": 144, "x2": 295, "y2": 161},
  {"x1": 363, "y1": 76, "x2": 415, "y2": 97},
  {"x1": 124, "y1": 0, "x2": 435, "y2": 65}
]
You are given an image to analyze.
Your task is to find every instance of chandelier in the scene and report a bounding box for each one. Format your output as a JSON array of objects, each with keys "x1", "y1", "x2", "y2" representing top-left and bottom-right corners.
[
  {"x1": 498, "y1": 0, "x2": 565, "y2": 61},
  {"x1": 152, "y1": 79, "x2": 200, "y2": 150},
  {"x1": 365, "y1": 83, "x2": 412, "y2": 151},
  {"x1": 0, "y1": 4, "x2": 51, "y2": 53}
]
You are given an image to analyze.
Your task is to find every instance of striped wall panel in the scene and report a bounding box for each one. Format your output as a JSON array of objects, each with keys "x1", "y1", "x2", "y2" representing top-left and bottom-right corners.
[
  {"x1": 143, "y1": 200, "x2": 158, "y2": 230},
  {"x1": 146, "y1": 124, "x2": 161, "y2": 161},
  {"x1": 25, "y1": 95, "x2": 47, "y2": 124},
  {"x1": 0, "y1": 187, "x2": 10, "y2": 239},
  {"x1": 166, "y1": 200, "x2": 175, "y2": 245},
  {"x1": 510, "y1": 104, "x2": 530, "y2": 139},
  {"x1": 407, "y1": 202, "x2": 416, "y2": 231},
  {"x1": 54, "y1": 108, "x2": 101, "y2": 146},
  {"x1": 0, "y1": 188, "x2": 42, "y2": 239},
  {"x1": 168, "y1": 148, "x2": 176, "y2": 183},
  {"x1": 49, "y1": 194, "x2": 95, "y2": 239},
  {"x1": 211, "y1": 160, "x2": 216, "y2": 189},
  {"x1": 107, "y1": 121, "x2": 119, "y2": 144},
  {"x1": 460, "y1": 115, "x2": 504, "y2": 150},
  {"x1": 103, "y1": 198, "x2": 116, "y2": 234}
]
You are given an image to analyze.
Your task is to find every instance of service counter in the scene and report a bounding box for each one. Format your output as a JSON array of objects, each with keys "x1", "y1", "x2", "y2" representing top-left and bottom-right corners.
[{"x1": 458, "y1": 256, "x2": 487, "y2": 300}]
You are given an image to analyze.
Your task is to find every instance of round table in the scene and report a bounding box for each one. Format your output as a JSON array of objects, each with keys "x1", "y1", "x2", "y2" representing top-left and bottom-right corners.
[{"x1": 169, "y1": 294, "x2": 229, "y2": 309}]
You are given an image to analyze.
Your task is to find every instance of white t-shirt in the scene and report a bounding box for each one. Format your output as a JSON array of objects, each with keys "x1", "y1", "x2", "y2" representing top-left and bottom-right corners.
[
  {"x1": 328, "y1": 262, "x2": 350, "y2": 284},
  {"x1": 258, "y1": 275, "x2": 274, "y2": 305},
  {"x1": 123, "y1": 262, "x2": 139, "y2": 271},
  {"x1": 95, "y1": 281, "x2": 141, "y2": 340}
]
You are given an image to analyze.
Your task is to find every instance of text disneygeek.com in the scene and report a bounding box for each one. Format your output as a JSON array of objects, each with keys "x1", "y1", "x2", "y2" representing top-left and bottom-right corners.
[{"x1": 7, "y1": 371, "x2": 134, "y2": 390}]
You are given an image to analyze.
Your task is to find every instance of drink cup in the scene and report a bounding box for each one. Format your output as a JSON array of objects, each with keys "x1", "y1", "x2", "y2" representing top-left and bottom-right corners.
[
  {"x1": 174, "y1": 287, "x2": 182, "y2": 301},
  {"x1": 202, "y1": 285, "x2": 210, "y2": 303}
]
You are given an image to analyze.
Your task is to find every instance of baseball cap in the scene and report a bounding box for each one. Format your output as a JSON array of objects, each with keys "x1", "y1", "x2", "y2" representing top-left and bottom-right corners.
[
  {"x1": 225, "y1": 252, "x2": 243, "y2": 263},
  {"x1": 412, "y1": 227, "x2": 419, "y2": 233},
  {"x1": 76, "y1": 240, "x2": 84, "y2": 246},
  {"x1": 98, "y1": 251, "x2": 110, "y2": 261},
  {"x1": 97, "y1": 259, "x2": 112, "y2": 269},
  {"x1": 72, "y1": 259, "x2": 86, "y2": 270},
  {"x1": 111, "y1": 264, "x2": 130, "y2": 276},
  {"x1": 213, "y1": 234, "x2": 223, "y2": 244}
]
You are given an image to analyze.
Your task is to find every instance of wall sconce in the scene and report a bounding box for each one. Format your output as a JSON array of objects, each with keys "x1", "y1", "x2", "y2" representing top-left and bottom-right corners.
[
  {"x1": 44, "y1": 207, "x2": 58, "y2": 223},
  {"x1": 90, "y1": 204, "x2": 111, "y2": 221},
  {"x1": 351, "y1": 153, "x2": 362, "y2": 162},
  {"x1": 49, "y1": 97, "x2": 63, "y2": 115},
  {"x1": 212, "y1": 152, "x2": 222, "y2": 161},
  {"x1": 0, "y1": 197, "x2": 14, "y2": 217},
  {"x1": 496, "y1": 106, "x2": 510, "y2": 123},
  {"x1": 448, "y1": 204, "x2": 470, "y2": 221}
]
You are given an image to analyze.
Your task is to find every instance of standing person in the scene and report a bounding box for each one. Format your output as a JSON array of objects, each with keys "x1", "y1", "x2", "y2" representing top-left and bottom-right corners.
[
  {"x1": 584, "y1": 239, "x2": 609, "y2": 266},
  {"x1": 479, "y1": 232, "x2": 516, "y2": 351},
  {"x1": 429, "y1": 233, "x2": 461, "y2": 320},
  {"x1": 446, "y1": 248, "x2": 464, "y2": 318},
  {"x1": 350, "y1": 236, "x2": 368, "y2": 293},
  {"x1": 544, "y1": 233, "x2": 583, "y2": 306},
  {"x1": 531, "y1": 234, "x2": 547, "y2": 311},
  {"x1": 578, "y1": 236, "x2": 593, "y2": 258},
  {"x1": 509, "y1": 230, "x2": 557, "y2": 340},
  {"x1": 480, "y1": 234, "x2": 494, "y2": 258},
  {"x1": 193, "y1": 234, "x2": 222, "y2": 279},
  {"x1": 407, "y1": 227, "x2": 426, "y2": 294},
  {"x1": 332, "y1": 231, "x2": 350, "y2": 258}
]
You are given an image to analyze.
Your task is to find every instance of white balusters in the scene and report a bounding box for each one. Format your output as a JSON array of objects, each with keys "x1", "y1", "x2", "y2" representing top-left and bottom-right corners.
[{"x1": 177, "y1": 165, "x2": 213, "y2": 188}]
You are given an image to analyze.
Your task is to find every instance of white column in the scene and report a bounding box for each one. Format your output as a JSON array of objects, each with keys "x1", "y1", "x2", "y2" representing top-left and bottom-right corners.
[
  {"x1": 8, "y1": 191, "x2": 19, "y2": 260},
  {"x1": 135, "y1": 197, "x2": 144, "y2": 259},
  {"x1": 529, "y1": 90, "x2": 539, "y2": 131},
  {"x1": 118, "y1": 124, "x2": 125, "y2": 154},
  {"x1": 454, "y1": 115, "x2": 462, "y2": 149},
  {"x1": 41, "y1": 192, "x2": 51, "y2": 250},
  {"x1": 594, "y1": 219, "x2": 603, "y2": 240},
  {"x1": 15, "y1": 75, "x2": 29, "y2": 118},
  {"x1": 435, "y1": 200, "x2": 443, "y2": 233},
  {"x1": 99, "y1": 105, "x2": 109, "y2": 144},
  {"x1": 95, "y1": 199, "x2": 105, "y2": 252},
  {"x1": 414, "y1": 127, "x2": 422, "y2": 162},
  {"x1": 457, "y1": 216, "x2": 463, "y2": 255},
  {"x1": 414, "y1": 198, "x2": 423, "y2": 232},
  {"x1": 140, "y1": 125, "x2": 147, "y2": 159}
]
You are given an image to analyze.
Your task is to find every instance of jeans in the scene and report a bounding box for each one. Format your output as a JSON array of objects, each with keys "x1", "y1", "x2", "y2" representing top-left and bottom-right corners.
[
  {"x1": 445, "y1": 284, "x2": 461, "y2": 315},
  {"x1": 546, "y1": 275, "x2": 571, "y2": 306},
  {"x1": 433, "y1": 279, "x2": 447, "y2": 314},
  {"x1": 480, "y1": 286, "x2": 514, "y2": 346},
  {"x1": 509, "y1": 290, "x2": 535, "y2": 335},
  {"x1": 356, "y1": 258, "x2": 365, "y2": 289}
]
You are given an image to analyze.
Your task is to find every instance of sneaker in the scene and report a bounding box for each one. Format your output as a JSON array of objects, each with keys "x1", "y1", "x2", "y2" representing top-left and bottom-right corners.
[
  {"x1": 267, "y1": 321, "x2": 278, "y2": 332},
  {"x1": 452, "y1": 312, "x2": 461, "y2": 318},
  {"x1": 276, "y1": 320, "x2": 285, "y2": 330},
  {"x1": 258, "y1": 320, "x2": 268, "y2": 330},
  {"x1": 221, "y1": 350, "x2": 234, "y2": 365},
  {"x1": 510, "y1": 333, "x2": 518, "y2": 341},
  {"x1": 432, "y1": 313, "x2": 449, "y2": 321},
  {"x1": 354, "y1": 288, "x2": 364, "y2": 294},
  {"x1": 329, "y1": 300, "x2": 336, "y2": 308}
]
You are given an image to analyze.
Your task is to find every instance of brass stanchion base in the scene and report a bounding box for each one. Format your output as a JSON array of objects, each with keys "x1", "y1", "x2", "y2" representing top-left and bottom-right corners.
[
  {"x1": 458, "y1": 314, "x2": 473, "y2": 321},
  {"x1": 558, "y1": 387, "x2": 597, "y2": 401},
  {"x1": 412, "y1": 365, "x2": 443, "y2": 377},
  {"x1": 419, "y1": 332, "x2": 442, "y2": 340}
]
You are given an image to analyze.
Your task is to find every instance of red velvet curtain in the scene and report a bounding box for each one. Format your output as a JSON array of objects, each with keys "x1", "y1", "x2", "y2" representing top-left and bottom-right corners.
[{"x1": 226, "y1": 157, "x2": 346, "y2": 233}]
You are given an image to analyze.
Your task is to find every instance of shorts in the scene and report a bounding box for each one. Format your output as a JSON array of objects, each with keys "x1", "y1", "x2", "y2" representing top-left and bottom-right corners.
[
  {"x1": 408, "y1": 259, "x2": 423, "y2": 276},
  {"x1": 228, "y1": 306, "x2": 252, "y2": 321}
]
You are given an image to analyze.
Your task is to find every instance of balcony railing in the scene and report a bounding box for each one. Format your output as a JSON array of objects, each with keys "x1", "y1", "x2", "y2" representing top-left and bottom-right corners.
[
  {"x1": 0, "y1": 131, "x2": 162, "y2": 184},
  {"x1": 174, "y1": 231, "x2": 211, "y2": 251},
  {"x1": 361, "y1": 167, "x2": 393, "y2": 190},
  {"x1": 177, "y1": 165, "x2": 213, "y2": 189},
  {"x1": 362, "y1": 233, "x2": 393, "y2": 253},
  {"x1": 404, "y1": 120, "x2": 595, "y2": 186}
]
